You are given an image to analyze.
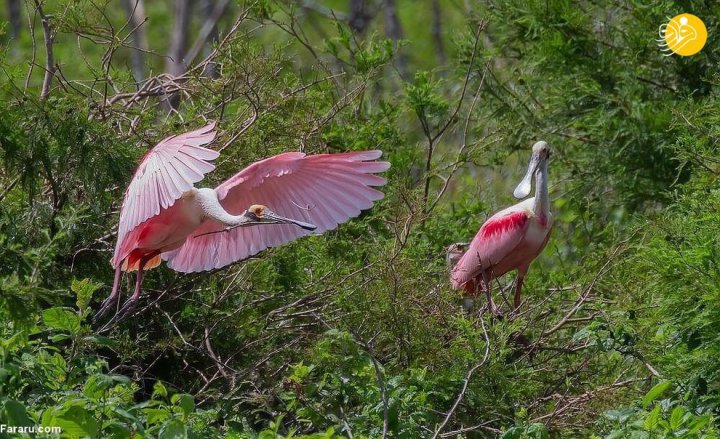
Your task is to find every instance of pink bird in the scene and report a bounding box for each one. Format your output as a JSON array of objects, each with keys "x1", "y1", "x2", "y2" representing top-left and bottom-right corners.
[
  {"x1": 451, "y1": 141, "x2": 552, "y2": 316},
  {"x1": 99, "y1": 122, "x2": 390, "y2": 319}
]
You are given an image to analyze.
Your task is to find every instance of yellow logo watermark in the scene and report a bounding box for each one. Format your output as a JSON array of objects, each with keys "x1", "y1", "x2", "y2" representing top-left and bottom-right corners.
[{"x1": 657, "y1": 13, "x2": 707, "y2": 56}]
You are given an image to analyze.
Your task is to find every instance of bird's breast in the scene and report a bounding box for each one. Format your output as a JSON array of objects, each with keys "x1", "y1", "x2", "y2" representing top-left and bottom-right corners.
[{"x1": 523, "y1": 213, "x2": 552, "y2": 249}]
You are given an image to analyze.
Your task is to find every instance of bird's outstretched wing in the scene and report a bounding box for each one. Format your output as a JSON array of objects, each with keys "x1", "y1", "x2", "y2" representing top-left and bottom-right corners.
[
  {"x1": 163, "y1": 150, "x2": 389, "y2": 272},
  {"x1": 112, "y1": 122, "x2": 219, "y2": 267},
  {"x1": 450, "y1": 209, "x2": 530, "y2": 288}
]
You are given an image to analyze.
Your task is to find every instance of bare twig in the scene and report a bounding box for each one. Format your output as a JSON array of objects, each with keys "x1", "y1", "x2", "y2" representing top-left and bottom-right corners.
[
  {"x1": 33, "y1": 0, "x2": 55, "y2": 100},
  {"x1": 531, "y1": 378, "x2": 642, "y2": 424},
  {"x1": 440, "y1": 420, "x2": 501, "y2": 437},
  {"x1": 184, "y1": 0, "x2": 232, "y2": 67},
  {"x1": 24, "y1": 1, "x2": 38, "y2": 90},
  {"x1": 421, "y1": 20, "x2": 487, "y2": 211},
  {"x1": 0, "y1": 177, "x2": 20, "y2": 203},
  {"x1": 427, "y1": 65, "x2": 491, "y2": 212}
]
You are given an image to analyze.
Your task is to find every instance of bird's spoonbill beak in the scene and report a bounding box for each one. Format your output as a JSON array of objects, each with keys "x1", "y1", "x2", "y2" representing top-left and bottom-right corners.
[
  {"x1": 513, "y1": 146, "x2": 543, "y2": 199},
  {"x1": 247, "y1": 208, "x2": 317, "y2": 231}
]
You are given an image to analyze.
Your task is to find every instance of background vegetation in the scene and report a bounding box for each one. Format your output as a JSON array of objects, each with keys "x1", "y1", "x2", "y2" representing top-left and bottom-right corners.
[{"x1": 1, "y1": 0, "x2": 719, "y2": 437}]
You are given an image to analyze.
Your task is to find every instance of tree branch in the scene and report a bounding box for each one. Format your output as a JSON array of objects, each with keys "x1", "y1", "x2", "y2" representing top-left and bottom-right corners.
[{"x1": 33, "y1": 0, "x2": 55, "y2": 100}]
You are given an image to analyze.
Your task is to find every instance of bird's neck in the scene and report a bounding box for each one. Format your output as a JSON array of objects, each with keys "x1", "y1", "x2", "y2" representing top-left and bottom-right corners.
[
  {"x1": 196, "y1": 188, "x2": 247, "y2": 226},
  {"x1": 532, "y1": 160, "x2": 550, "y2": 220}
]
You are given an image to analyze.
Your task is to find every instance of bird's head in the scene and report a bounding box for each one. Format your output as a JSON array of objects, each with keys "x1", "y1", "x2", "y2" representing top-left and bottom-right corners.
[
  {"x1": 513, "y1": 141, "x2": 551, "y2": 199},
  {"x1": 446, "y1": 242, "x2": 469, "y2": 270},
  {"x1": 240, "y1": 204, "x2": 317, "y2": 231}
]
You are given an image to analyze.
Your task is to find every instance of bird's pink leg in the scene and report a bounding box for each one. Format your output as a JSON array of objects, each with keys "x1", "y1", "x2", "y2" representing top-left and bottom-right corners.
[
  {"x1": 131, "y1": 264, "x2": 144, "y2": 301},
  {"x1": 513, "y1": 267, "x2": 528, "y2": 310},
  {"x1": 114, "y1": 255, "x2": 152, "y2": 321},
  {"x1": 96, "y1": 263, "x2": 124, "y2": 319}
]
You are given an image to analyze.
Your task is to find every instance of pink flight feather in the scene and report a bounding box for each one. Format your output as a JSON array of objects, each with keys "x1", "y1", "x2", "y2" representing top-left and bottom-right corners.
[
  {"x1": 112, "y1": 122, "x2": 219, "y2": 267},
  {"x1": 163, "y1": 151, "x2": 390, "y2": 272}
]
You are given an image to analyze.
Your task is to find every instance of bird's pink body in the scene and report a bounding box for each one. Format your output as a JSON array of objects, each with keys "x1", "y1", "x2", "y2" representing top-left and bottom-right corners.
[
  {"x1": 451, "y1": 199, "x2": 551, "y2": 294},
  {"x1": 451, "y1": 141, "x2": 553, "y2": 314},
  {"x1": 114, "y1": 192, "x2": 205, "y2": 271},
  {"x1": 100, "y1": 121, "x2": 389, "y2": 319}
]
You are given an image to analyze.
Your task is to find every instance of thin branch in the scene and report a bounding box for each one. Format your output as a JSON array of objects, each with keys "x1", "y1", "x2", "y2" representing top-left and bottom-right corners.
[
  {"x1": 299, "y1": 0, "x2": 348, "y2": 20},
  {"x1": 440, "y1": 420, "x2": 501, "y2": 437},
  {"x1": 184, "y1": 0, "x2": 232, "y2": 67},
  {"x1": 421, "y1": 20, "x2": 486, "y2": 211},
  {"x1": 24, "y1": 1, "x2": 38, "y2": 90},
  {"x1": 33, "y1": 0, "x2": 55, "y2": 100},
  {"x1": 427, "y1": 65, "x2": 490, "y2": 212},
  {"x1": 0, "y1": 176, "x2": 20, "y2": 203}
]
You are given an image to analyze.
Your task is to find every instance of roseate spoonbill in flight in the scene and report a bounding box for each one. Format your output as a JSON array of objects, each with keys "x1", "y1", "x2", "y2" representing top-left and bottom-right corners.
[
  {"x1": 450, "y1": 141, "x2": 552, "y2": 316},
  {"x1": 99, "y1": 122, "x2": 389, "y2": 319}
]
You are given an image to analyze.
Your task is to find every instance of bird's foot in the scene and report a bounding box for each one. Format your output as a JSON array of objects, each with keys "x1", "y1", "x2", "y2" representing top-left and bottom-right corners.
[
  {"x1": 98, "y1": 296, "x2": 141, "y2": 331},
  {"x1": 115, "y1": 296, "x2": 141, "y2": 322},
  {"x1": 95, "y1": 295, "x2": 119, "y2": 321}
]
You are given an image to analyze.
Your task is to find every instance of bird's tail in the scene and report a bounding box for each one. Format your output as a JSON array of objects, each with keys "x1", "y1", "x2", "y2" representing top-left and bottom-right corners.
[{"x1": 121, "y1": 250, "x2": 162, "y2": 272}]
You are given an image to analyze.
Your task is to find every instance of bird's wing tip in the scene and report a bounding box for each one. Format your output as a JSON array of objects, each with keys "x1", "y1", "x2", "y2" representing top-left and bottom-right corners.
[
  {"x1": 203, "y1": 120, "x2": 217, "y2": 132},
  {"x1": 367, "y1": 149, "x2": 384, "y2": 159}
]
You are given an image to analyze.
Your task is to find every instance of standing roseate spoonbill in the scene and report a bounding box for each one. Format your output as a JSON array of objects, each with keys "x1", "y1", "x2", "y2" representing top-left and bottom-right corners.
[
  {"x1": 99, "y1": 121, "x2": 390, "y2": 319},
  {"x1": 450, "y1": 141, "x2": 552, "y2": 316}
]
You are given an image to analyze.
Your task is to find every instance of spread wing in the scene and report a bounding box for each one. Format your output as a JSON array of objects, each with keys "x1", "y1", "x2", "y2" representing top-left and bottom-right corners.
[
  {"x1": 450, "y1": 209, "x2": 530, "y2": 288},
  {"x1": 112, "y1": 122, "x2": 219, "y2": 267},
  {"x1": 163, "y1": 150, "x2": 390, "y2": 273}
]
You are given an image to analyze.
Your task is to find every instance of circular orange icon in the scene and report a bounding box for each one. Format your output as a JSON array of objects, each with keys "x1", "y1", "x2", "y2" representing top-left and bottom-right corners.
[{"x1": 661, "y1": 13, "x2": 707, "y2": 56}]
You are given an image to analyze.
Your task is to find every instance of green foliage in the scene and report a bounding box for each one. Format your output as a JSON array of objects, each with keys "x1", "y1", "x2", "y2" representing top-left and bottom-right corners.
[
  {"x1": 602, "y1": 383, "x2": 717, "y2": 438},
  {"x1": 0, "y1": 283, "x2": 223, "y2": 438},
  {"x1": 276, "y1": 329, "x2": 454, "y2": 438}
]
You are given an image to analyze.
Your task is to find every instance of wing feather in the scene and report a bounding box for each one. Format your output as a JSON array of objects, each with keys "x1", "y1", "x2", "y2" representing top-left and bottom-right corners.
[
  {"x1": 112, "y1": 122, "x2": 219, "y2": 267},
  {"x1": 164, "y1": 150, "x2": 389, "y2": 272}
]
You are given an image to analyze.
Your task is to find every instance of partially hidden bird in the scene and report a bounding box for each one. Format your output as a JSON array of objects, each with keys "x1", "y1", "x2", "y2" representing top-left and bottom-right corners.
[
  {"x1": 450, "y1": 141, "x2": 553, "y2": 316},
  {"x1": 99, "y1": 122, "x2": 390, "y2": 319}
]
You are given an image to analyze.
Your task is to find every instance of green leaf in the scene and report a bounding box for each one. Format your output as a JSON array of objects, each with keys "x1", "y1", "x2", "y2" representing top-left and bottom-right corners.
[
  {"x1": 604, "y1": 409, "x2": 634, "y2": 423},
  {"x1": 83, "y1": 335, "x2": 118, "y2": 348},
  {"x1": 526, "y1": 423, "x2": 549, "y2": 439},
  {"x1": 43, "y1": 405, "x2": 98, "y2": 438},
  {"x1": 105, "y1": 422, "x2": 132, "y2": 439},
  {"x1": 145, "y1": 408, "x2": 171, "y2": 426},
  {"x1": 669, "y1": 406, "x2": 685, "y2": 430},
  {"x1": 153, "y1": 381, "x2": 168, "y2": 399},
  {"x1": 687, "y1": 414, "x2": 711, "y2": 434},
  {"x1": 159, "y1": 419, "x2": 187, "y2": 439},
  {"x1": 0, "y1": 331, "x2": 25, "y2": 351},
  {"x1": 83, "y1": 374, "x2": 130, "y2": 399},
  {"x1": 642, "y1": 381, "x2": 671, "y2": 407},
  {"x1": 643, "y1": 404, "x2": 661, "y2": 430},
  {"x1": 43, "y1": 307, "x2": 81, "y2": 334},
  {"x1": 3, "y1": 400, "x2": 33, "y2": 427},
  {"x1": 171, "y1": 394, "x2": 195, "y2": 417},
  {"x1": 72, "y1": 278, "x2": 101, "y2": 311}
]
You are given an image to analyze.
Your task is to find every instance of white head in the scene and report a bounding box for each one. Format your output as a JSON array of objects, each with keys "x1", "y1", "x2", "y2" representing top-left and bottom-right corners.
[{"x1": 513, "y1": 141, "x2": 551, "y2": 199}]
